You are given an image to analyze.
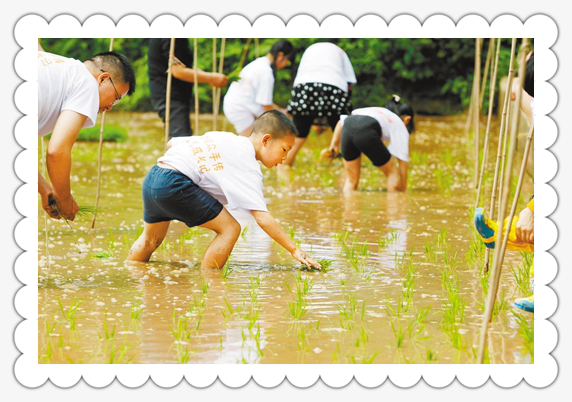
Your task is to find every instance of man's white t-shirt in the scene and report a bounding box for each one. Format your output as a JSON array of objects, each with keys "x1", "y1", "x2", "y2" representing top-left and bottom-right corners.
[
  {"x1": 38, "y1": 51, "x2": 100, "y2": 137},
  {"x1": 340, "y1": 107, "x2": 410, "y2": 162},
  {"x1": 293, "y1": 43, "x2": 357, "y2": 92},
  {"x1": 158, "y1": 132, "x2": 268, "y2": 213},
  {"x1": 224, "y1": 57, "x2": 275, "y2": 116}
]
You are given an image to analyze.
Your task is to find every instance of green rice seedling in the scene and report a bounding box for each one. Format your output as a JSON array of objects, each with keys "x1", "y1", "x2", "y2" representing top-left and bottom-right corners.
[
  {"x1": 240, "y1": 225, "x2": 249, "y2": 240},
  {"x1": 425, "y1": 347, "x2": 437, "y2": 362},
  {"x1": 512, "y1": 309, "x2": 534, "y2": 362},
  {"x1": 424, "y1": 239, "x2": 436, "y2": 262},
  {"x1": 57, "y1": 297, "x2": 82, "y2": 330},
  {"x1": 222, "y1": 260, "x2": 233, "y2": 278},
  {"x1": 492, "y1": 288, "x2": 510, "y2": 317},
  {"x1": 339, "y1": 292, "x2": 360, "y2": 330},
  {"x1": 334, "y1": 229, "x2": 351, "y2": 245},
  {"x1": 361, "y1": 350, "x2": 379, "y2": 364},
  {"x1": 169, "y1": 311, "x2": 195, "y2": 364},
  {"x1": 220, "y1": 297, "x2": 235, "y2": 320},
  {"x1": 92, "y1": 249, "x2": 114, "y2": 258},
  {"x1": 407, "y1": 305, "x2": 431, "y2": 344},
  {"x1": 332, "y1": 342, "x2": 342, "y2": 364},
  {"x1": 435, "y1": 167, "x2": 453, "y2": 193},
  {"x1": 98, "y1": 311, "x2": 116, "y2": 341},
  {"x1": 511, "y1": 253, "x2": 533, "y2": 296},
  {"x1": 296, "y1": 324, "x2": 310, "y2": 352},
  {"x1": 131, "y1": 294, "x2": 144, "y2": 320},
  {"x1": 288, "y1": 226, "x2": 302, "y2": 247},
  {"x1": 390, "y1": 320, "x2": 406, "y2": 348},
  {"x1": 300, "y1": 258, "x2": 333, "y2": 272},
  {"x1": 75, "y1": 205, "x2": 98, "y2": 219},
  {"x1": 40, "y1": 319, "x2": 58, "y2": 364},
  {"x1": 106, "y1": 342, "x2": 134, "y2": 364}
]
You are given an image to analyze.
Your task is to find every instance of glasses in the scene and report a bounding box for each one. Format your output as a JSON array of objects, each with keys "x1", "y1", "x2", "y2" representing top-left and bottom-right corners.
[{"x1": 100, "y1": 68, "x2": 121, "y2": 106}]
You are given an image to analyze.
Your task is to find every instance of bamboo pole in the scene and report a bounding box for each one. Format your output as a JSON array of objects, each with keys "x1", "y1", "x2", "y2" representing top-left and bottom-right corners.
[
  {"x1": 193, "y1": 38, "x2": 199, "y2": 134},
  {"x1": 472, "y1": 38, "x2": 482, "y2": 188},
  {"x1": 477, "y1": 38, "x2": 529, "y2": 364},
  {"x1": 482, "y1": 39, "x2": 517, "y2": 274},
  {"x1": 215, "y1": 38, "x2": 227, "y2": 121},
  {"x1": 213, "y1": 38, "x2": 217, "y2": 131},
  {"x1": 255, "y1": 38, "x2": 260, "y2": 58},
  {"x1": 479, "y1": 38, "x2": 494, "y2": 111},
  {"x1": 92, "y1": 38, "x2": 115, "y2": 229},
  {"x1": 475, "y1": 39, "x2": 501, "y2": 209},
  {"x1": 164, "y1": 38, "x2": 176, "y2": 149},
  {"x1": 41, "y1": 137, "x2": 50, "y2": 270}
]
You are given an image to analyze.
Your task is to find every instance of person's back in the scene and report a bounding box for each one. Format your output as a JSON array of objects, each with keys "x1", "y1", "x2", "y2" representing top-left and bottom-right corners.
[
  {"x1": 293, "y1": 42, "x2": 356, "y2": 92},
  {"x1": 38, "y1": 51, "x2": 99, "y2": 137},
  {"x1": 158, "y1": 131, "x2": 266, "y2": 212},
  {"x1": 225, "y1": 57, "x2": 274, "y2": 116}
]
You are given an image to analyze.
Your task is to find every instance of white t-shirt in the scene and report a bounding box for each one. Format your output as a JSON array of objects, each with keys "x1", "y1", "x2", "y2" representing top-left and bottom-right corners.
[
  {"x1": 158, "y1": 132, "x2": 268, "y2": 213},
  {"x1": 38, "y1": 51, "x2": 100, "y2": 137},
  {"x1": 223, "y1": 57, "x2": 275, "y2": 116},
  {"x1": 293, "y1": 43, "x2": 357, "y2": 92},
  {"x1": 340, "y1": 107, "x2": 410, "y2": 162}
]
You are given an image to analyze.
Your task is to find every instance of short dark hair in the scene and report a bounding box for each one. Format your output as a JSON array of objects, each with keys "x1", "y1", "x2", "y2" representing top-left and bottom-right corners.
[
  {"x1": 384, "y1": 95, "x2": 415, "y2": 133},
  {"x1": 252, "y1": 110, "x2": 298, "y2": 138},
  {"x1": 523, "y1": 52, "x2": 534, "y2": 98},
  {"x1": 87, "y1": 51, "x2": 136, "y2": 96}
]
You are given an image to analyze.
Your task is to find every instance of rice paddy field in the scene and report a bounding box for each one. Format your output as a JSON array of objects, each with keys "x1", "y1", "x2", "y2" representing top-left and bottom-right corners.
[{"x1": 37, "y1": 111, "x2": 534, "y2": 364}]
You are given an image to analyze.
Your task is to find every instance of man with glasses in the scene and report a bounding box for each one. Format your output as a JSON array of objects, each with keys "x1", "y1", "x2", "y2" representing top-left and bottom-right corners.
[{"x1": 38, "y1": 50, "x2": 136, "y2": 221}]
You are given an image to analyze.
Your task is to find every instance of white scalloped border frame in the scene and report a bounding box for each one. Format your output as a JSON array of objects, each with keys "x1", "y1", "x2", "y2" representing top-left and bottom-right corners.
[{"x1": 13, "y1": 13, "x2": 558, "y2": 389}]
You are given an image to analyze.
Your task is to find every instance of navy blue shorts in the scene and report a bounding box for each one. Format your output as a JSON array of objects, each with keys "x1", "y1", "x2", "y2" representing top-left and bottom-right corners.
[
  {"x1": 142, "y1": 165, "x2": 223, "y2": 227},
  {"x1": 341, "y1": 115, "x2": 392, "y2": 167}
]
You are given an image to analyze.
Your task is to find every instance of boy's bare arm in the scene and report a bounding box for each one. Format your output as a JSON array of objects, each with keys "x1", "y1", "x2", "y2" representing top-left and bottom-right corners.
[
  {"x1": 398, "y1": 160, "x2": 408, "y2": 191},
  {"x1": 46, "y1": 110, "x2": 86, "y2": 220},
  {"x1": 251, "y1": 210, "x2": 321, "y2": 269}
]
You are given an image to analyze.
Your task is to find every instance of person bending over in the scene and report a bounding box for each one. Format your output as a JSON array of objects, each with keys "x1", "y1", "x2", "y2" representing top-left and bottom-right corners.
[{"x1": 128, "y1": 110, "x2": 321, "y2": 270}]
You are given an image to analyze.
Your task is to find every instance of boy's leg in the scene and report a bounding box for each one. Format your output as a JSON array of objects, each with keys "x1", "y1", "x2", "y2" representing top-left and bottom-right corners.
[
  {"x1": 378, "y1": 157, "x2": 400, "y2": 192},
  {"x1": 342, "y1": 156, "x2": 361, "y2": 193},
  {"x1": 199, "y1": 208, "x2": 241, "y2": 269},
  {"x1": 128, "y1": 221, "x2": 171, "y2": 262}
]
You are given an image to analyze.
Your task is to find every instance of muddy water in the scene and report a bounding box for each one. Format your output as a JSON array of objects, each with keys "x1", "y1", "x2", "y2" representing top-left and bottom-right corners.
[{"x1": 38, "y1": 112, "x2": 534, "y2": 364}]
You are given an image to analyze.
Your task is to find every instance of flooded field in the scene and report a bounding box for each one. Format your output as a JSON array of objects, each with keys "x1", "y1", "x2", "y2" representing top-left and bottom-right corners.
[{"x1": 37, "y1": 112, "x2": 534, "y2": 364}]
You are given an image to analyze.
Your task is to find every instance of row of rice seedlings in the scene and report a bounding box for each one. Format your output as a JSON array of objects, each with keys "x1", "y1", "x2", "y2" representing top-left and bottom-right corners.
[
  {"x1": 512, "y1": 309, "x2": 534, "y2": 362},
  {"x1": 285, "y1": 270, "x2": 314, "y2": 320},
  {"x1": 57, "y1": 297, "x2": 83, "y2": 331},
  {"x1": 92, "y1": 228, "x2": 117, "y2": 258},
  {"x1": 464, "y1": 227, "x2": 487, "y2": 269},
  {"x1": 338, "y1": 292, "x2": 364, "y2": 331},
  {"x1": 39, "y1": 319, "x2": 59, "y2": 363},
  {"x1": 130, "y1": 292, "x2": 145, "y2": 320},
  {"x1": 435, "y1": 166, "x2": 453, "y2": 194},
  {"x1": 478, "y1": 268, "x2": 510, "y2": 317},
  {"x1": 98, "y1": 310, "x2": 133, "y2": 364},
  {"x1": 169, "y1": 309, "x2": 195, "y2": 364},
  {"x1": 510, "y1": 252, "x2": 534, "y2": 297},
  {"x1": 378, "y1": 229, "x2": 400, "y2": 250}
]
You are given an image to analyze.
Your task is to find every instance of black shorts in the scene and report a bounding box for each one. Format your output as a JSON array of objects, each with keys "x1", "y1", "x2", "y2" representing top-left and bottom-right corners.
[
  {"x1": 142, "y1": 165, "x2": 223, "y2": 227},
  {"x1": 341, "y1": 115, "x2": 391, "y2": 167},
  {"x1": 286, "y1": 82, "x2": 352, "y2": 138}
]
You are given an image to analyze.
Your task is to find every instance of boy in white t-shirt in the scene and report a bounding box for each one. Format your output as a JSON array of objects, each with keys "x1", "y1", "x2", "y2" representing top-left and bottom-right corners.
[
  {"x1": 38, "y1": 50, "x2": 136, "y2": 221},
  {"x1": 128, "y1": 110, "x2": 322, "y2": 270},
  {"x1": 321, "y1": 96, "x2": 415, "y2": 193}
]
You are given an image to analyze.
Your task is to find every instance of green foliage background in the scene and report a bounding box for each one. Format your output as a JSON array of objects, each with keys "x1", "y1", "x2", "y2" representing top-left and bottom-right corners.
[{"x1": 40, "y1": 38, "x2": 521, "y2": 116}]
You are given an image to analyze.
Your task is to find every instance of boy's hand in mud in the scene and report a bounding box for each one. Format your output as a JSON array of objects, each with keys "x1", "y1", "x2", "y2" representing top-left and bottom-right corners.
[
  {"x1": 292, "y1": 248, "x2": 321, "y2": 270},
  {"x1": 318, "y1": 147, "x2": 338, "y2": 163}
]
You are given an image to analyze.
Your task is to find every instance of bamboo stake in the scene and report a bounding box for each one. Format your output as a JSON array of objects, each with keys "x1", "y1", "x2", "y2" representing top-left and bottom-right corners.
[
  {"x1": 164, "y1": 38, "x2": 176, "y2": 149},
  {"x1": 255, "y1": 38, "x2": 260, "y2": 58},
  {"x1": 482, "y1": 39, "x2": 517, "y2": 274},
  {"x1": 215, "y1": 38, "x2": 227, "y2": 121},
  {"x1": 475, "y1": 38, "x2": 501, "y2": 209},
  {"x1": 41, "y1": 137, "x2": 50, "y2": 270},
  {"x1": 213, "y1": 38, "x2": 217, "y2": 131},
  {"x1": 92, "y1": 38, "x2": 115, "y2": 229},
  {"x1": 194, "y1": 38, "x2": 199, "y2": 134},
  {"x1": 477, "y1": 38, "x2": 529, "y2": 364},
  {"x1": 472, "y1": 38, "x2": 482, "y2": 188},
  {"x1": 479, "y1": 38, "x2": 494, "y2": 111}
]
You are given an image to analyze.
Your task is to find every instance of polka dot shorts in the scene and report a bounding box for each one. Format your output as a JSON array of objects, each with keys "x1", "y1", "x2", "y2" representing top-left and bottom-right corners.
[{"x1": 286, "y1": 82, "x2": 352, "y2": 117}]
